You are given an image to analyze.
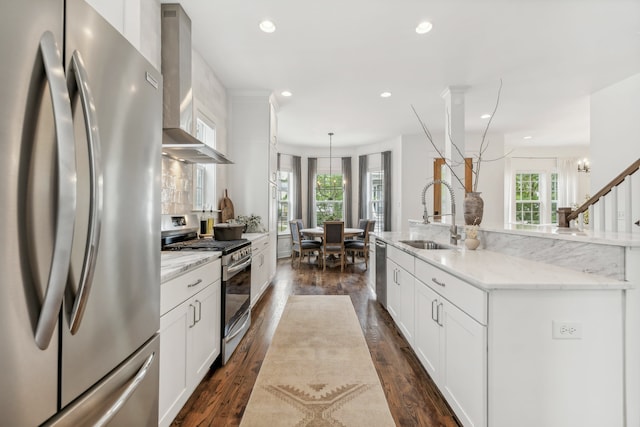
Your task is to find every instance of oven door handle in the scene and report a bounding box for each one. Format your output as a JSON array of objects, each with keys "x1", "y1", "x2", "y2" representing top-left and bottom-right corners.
[
  {"x1": 227, "y1": 257, "x2": 251, "y2": 276},
  {"x1": 226, "y1": 312, "x2": 250, "y2": 341}
]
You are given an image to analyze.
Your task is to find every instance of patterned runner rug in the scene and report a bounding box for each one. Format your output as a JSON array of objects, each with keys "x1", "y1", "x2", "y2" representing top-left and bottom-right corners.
[{"x1": 240, "y1": 295, "x2": 395, "y2": 427}]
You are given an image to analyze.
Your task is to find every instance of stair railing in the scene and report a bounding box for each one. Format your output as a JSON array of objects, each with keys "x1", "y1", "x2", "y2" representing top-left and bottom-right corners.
[{"x1": 558, "y1": 158, "x2": 640, "y2": 231}]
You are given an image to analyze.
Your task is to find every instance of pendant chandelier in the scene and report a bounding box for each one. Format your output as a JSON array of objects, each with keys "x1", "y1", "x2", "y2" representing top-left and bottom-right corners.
[
  {"x1": 316, "y1": 132, "x2": 341, "y2": 201},
  {"x1": 328, "y1": 131, "x2": 334, "y2": 178}
]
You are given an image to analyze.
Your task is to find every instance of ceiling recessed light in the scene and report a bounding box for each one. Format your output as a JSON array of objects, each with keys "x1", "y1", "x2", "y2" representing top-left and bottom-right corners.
[
  {"x1": 281, "y1": 90, "x2": 292, "y2": 97},
  {"x1": 259, "y1": 20, "x2": 276, "y2": 33},
  {"x1": 380, "y1": 92, "x2": 392, "y2": 98},
  {"x1": 523, "y1": 136, "x2": 533, "y2": 140},
  {"x1": 415, "y1": 21, "x2": 433, "y2": 34},
  {"x1": 480, "y1": 114, "x2": 491, "y2": 119}
]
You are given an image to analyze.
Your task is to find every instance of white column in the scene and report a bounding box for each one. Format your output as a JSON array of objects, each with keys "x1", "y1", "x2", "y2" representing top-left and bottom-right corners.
[{"x1": 441, "y1": 85, "x2": 469, "y2": 223}]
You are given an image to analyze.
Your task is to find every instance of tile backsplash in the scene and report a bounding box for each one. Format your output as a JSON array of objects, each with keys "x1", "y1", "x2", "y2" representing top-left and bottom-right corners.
[{"x1": 161, "y1": 157, "x2": 193, "y2": 214}]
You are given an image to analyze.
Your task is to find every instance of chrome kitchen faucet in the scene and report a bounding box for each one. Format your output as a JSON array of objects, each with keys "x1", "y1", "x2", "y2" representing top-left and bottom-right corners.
[{"x1": 421, "y1": 179, "x2": 461, "y2": 246}]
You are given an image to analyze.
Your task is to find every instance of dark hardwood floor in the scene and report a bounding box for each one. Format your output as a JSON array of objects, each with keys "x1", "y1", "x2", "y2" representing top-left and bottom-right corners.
[{"x1": 171, "y1": 257, "x2": 460, "y2": 427}]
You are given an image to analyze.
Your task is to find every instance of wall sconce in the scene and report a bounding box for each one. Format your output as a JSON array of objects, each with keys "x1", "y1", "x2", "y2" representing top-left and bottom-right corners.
[{"x1": 577, "y1": 158, "x2": 590, "y2": 173}]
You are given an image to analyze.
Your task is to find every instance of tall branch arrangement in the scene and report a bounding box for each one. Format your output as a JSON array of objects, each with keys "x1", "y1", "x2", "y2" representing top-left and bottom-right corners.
[{"x1": 412, "y1": 79, "x2": 503, "y2": 192}]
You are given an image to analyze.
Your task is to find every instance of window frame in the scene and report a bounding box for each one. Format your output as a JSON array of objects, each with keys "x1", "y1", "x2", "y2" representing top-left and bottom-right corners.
[
  {"x1": 193, "y1": 112, "x2": 217, "y2": 211},
  {"x1": 512, "y1": 170, "x2": 557, "y2": 225},
  {"x1": 277, "y1": 170, "x2": 293, "y2": 234},
  {"x1": 314, "y1": 171, "x2": 344, "y2": 226},
  {"x1": 367, "y1": 170, "x2": 384, "y2": 232}
]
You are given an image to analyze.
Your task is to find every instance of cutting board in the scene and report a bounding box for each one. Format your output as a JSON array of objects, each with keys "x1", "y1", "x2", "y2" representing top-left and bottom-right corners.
[{"x1": 220, "y1": 189, "x2": 235, "y2": 223}]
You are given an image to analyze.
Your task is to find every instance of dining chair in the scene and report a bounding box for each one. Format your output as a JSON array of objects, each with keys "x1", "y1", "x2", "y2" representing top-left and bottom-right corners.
[
  {"x1": 296, "y1": 219, "x2": 316, "y2": 243},
  {"x1": 290, "y1": 220, "x2": 322, "y2": 268},
  {"x1": 350, "y1": 218, "x2": 370, "y2": 241},
  {"x1": 322, "y1": 221, "x2": 345, "y2": 272},
  {"x1": 345, "y1": 220, "x2": 372, "y2": 269}
]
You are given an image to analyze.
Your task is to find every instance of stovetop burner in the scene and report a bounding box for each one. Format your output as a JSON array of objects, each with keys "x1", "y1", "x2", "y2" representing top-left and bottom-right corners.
[
  {"x1": 163, "y1": 238, "x2": 250, "y2": 254},
  {"x1": 160, "y1": 213, "x2": 252, "y2": 255}
]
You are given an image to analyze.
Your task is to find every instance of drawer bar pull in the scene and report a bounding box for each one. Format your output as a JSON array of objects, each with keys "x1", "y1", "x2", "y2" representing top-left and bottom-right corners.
[
  {"x1": 432, "y1": 277, "x2": 446, "y2": 287},
  {"x1": 187, "y1": 278, "x2": 203, "y2": 288}
]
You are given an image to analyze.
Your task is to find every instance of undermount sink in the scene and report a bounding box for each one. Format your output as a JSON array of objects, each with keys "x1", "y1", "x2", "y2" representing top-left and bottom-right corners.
[{"x1": 399, "y1": 240, "x2": 454, "y2": 250}]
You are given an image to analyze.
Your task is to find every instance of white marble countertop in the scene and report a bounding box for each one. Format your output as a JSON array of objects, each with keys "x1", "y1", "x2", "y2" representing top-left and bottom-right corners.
[
  {"x1": 242, "y1": 232, "x2": 268, "y2": 242},
  {"x1": 374, "y1": 232, "x2": 632, "y2": 291},
  {"x1": 161, "y1": 252, "x2": 221, "y2": 283},
  {"x1": 408, "y1": 219, "x2": 640, "y2": 247}
]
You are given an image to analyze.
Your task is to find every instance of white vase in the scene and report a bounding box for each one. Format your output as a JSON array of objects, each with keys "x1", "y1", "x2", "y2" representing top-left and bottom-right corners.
[{"x1": 465, "y1": 238, "x2": 480, "y2": 250}]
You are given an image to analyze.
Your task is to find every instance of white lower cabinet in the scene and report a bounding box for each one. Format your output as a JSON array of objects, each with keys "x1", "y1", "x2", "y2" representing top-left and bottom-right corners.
[
  {"x1": 414, "y1": 279, "x2": 441, "y2": 379},
  {"x1": 439, "y1": 297, "x2": 486, "y2": 427},
  {"x1": 251, "y1": 236, "x2": 271, "y2": 307},
  {"x1": 414, "y1": 262, "x2": 487, "y2": 427},
  {"x1": 387, "y1": 245, "x2": 416, "y2": 345},
  {"x1": 159, "y1": 260, "x2": 221, "y2": 427},
  {"x1": 386, "y1": 258, "x2": 400, "y2": 322},
  {"x1": 189, "y1": 282, "x2": 221, "y2": 384}
]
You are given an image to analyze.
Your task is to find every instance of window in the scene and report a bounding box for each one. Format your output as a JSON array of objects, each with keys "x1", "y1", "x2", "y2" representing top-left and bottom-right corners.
[
  {"x1": 277, "y1": 170, "x2": 293, "y2": 233},
  {"x1": 193, "y1": 165, "x2": 205, "y2": 210},
  {"x1": 515, "y1": 173, "x2": 541, "y2": 224},
  {"x1": 193, "y1": 116, "x2": 216, "y2": 210},
  {"x1": 551, "y1": 173, "x2": 558, "y2": 224},
  {"x1": 315, "y1": 172, "x2": 343, "y2": 224},
  {"x1": 368, "y1": 170, "x2": 384, "y2": 232}
]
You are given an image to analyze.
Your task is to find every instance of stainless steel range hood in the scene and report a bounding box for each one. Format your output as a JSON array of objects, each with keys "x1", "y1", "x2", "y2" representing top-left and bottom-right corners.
[{"x1": 161, "y1": 4, "x2": 232, "y2": 164}]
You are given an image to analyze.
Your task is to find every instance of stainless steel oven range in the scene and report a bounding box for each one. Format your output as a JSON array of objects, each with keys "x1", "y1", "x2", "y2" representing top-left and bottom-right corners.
[{"x1": 161, "y1": 214, "x2": 251, "y2": 365}]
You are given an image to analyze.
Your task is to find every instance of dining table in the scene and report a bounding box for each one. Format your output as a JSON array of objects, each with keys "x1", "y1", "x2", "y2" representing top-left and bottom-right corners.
[
  {"x1": 300, "y1": 227, "x2": 364, "y2": 239},
  {"x1": 299, "y1": 227, "x2": 365, "y2": 269}
]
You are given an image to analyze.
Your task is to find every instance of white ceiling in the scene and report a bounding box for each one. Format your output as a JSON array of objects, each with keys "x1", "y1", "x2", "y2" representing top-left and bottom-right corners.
[{"x1": 173, "y1": 0, "x2": 640, "y2": 149}]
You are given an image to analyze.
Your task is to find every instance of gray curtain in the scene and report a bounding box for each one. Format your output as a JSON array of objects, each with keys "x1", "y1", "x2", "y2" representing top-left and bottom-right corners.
[
  {"x1": 358, "y1": 155, "x2": 367, "y2": 221},
  {"x1": 307, "y1": 157, "x2": 317, "y2": 227},
  {"x1": 342, "y1": 157, "x2": 352, "y2": 227},
  {"x1": 292, "y1": 155, "x2": 302, "y2": 220},
  {"x1": 382, "y1": 151, "x2": 391, "y2": 231}
]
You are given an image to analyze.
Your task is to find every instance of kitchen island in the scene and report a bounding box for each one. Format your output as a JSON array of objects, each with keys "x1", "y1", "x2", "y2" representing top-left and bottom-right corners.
[{"x1": 374, "y1": 229, "x2": 633, "y2": 427}]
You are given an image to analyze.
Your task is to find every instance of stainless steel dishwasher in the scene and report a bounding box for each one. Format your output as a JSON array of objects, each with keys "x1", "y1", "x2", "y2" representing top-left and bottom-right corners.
[{"x1": 375, "y1": 239, "x2": 387, "y2": 308}]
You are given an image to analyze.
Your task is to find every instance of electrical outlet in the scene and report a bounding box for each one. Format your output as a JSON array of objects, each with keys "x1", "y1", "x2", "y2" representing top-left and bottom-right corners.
[{"x1": 552, "y1": 321, "x2": 582, "y2": 339}]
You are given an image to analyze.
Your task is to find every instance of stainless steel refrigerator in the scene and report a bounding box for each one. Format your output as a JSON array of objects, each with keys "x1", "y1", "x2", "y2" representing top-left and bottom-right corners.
[{"x1": 0, "y1": 0, "x2": 161, "y2": 425}]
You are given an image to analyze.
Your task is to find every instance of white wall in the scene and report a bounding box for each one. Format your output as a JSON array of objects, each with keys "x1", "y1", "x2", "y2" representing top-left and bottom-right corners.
[
  {"x1": 398, "y1": 131, "x2": 505, "y2": 229},
  {"x1": 591, "y1": 73, "x2": 640, "y2": 191},
  {"x1": 466, "y1": 132, "x2": 505, "y2": 227},
  {"x1": 279, "y1": 137, "x2": 402, "y2": 230},
  {"x1": 591, "y1": 73, "x2": 640, "y2": 231},
  {"x1": 192, "y1": 49, "x2": 229, "y2": 210},
  {"x1": 399, "y1": 133, "x2": 441, "y2": 230}
]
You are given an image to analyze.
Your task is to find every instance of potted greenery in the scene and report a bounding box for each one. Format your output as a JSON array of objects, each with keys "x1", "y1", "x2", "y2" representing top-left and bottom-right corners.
[{"x1": 235, "y1": 214, "x2": 265, "y2": 233}]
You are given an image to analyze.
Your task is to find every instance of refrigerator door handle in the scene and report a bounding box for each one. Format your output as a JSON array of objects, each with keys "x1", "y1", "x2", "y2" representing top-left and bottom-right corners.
[
  {"x1": 93, "y1": 351, "x2": 156, "y2": 427},
  {"x1": 67, "y1": 50, "x2": 103, "y2": 334},
  {"x1": 34, "y1": 31, "x2": 77, "y2": 350}
]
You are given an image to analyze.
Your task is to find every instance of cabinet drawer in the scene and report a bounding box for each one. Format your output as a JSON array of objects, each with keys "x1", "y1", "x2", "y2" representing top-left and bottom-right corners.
[
  {"x1": 161, "y1": 259, "x2": 221, "y2": 315},
  {"x1": 388, "y1": 244, "x2": 414, "y2": 274},
  {"x1": 252, "y1": 236, "x2": 269, "y2": 253},
  {"x1": 415, "y1": 258, "x2": 487, "y2": 325}
]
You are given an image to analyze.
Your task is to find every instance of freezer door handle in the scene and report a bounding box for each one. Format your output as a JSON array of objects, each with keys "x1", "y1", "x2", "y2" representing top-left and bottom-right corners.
[
  {"x1": 67, "y1": 50, "x2": 104, "y2": 334},
  {"x1": 93, "y1": 351, "x2": 156, "y2": 427},
  {"x1": 34, "y1": 31, "x2": 77, "y2": 350}
]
